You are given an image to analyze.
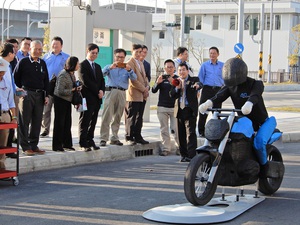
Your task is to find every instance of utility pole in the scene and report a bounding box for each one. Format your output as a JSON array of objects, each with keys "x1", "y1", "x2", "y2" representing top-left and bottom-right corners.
[
  {"x1": 7, "y1": 0, "x2": 16, "y2": 39},
  {"x1": 258, "y1": 4, "x2": 265, "y2": 79},
  {"x1": 267, "y1": 0, "x2": 274, "y2": 83},
  {"x1": 237, "y1": 0, "x2": 244, "y2": 46},
  {"x1": 180, "y1": 0, "x2": 185, "y2": 47},
  {"x1": 2, "y1": 0, "x2": 8, "y2": 44}
]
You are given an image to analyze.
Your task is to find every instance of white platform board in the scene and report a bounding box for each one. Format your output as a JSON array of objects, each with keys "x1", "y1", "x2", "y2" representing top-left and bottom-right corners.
[{"x1": 143, "y1": 194, "x2": 265, "y2": 224}]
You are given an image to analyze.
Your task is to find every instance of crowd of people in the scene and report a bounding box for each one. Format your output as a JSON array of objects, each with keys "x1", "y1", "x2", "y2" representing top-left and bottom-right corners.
[{"x1": 0, "y1": 35, "x2": 228, "y2": 169}]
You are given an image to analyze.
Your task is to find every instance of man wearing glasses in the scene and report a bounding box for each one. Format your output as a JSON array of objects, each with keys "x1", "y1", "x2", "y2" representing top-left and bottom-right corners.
[
  {"x1": 151, "y1": 59, "x2": 179, "y2": 156},
  {"x1": 100, "y1": 48, "x2": 137, "y2": 147},
  {"x1": 78, "y1": 43, "x2": 105, "y2": 152},
  {"x1": 16, "y1": 37, "x2": 32, "y2": 60}
]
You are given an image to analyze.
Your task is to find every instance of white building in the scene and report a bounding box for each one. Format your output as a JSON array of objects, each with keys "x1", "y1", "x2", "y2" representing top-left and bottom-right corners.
[{"x1": 152, "y1": 0, "x2": 300, "y2": 81}]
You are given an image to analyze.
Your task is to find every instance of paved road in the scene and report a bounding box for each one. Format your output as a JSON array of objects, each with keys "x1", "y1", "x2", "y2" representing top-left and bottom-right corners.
[{"x1": 1, "y1": 142, "x2": 299, "y2": 225}]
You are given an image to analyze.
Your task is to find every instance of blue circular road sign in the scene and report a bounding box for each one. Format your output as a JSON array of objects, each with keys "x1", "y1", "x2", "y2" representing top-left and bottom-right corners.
[{"x1": 234, "y1": 43, "x2": 244, "y2": 54}]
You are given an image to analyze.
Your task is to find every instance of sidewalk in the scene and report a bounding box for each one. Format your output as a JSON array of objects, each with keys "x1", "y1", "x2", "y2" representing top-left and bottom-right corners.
[
  {"x1": 5, "y1": 84, "x2": 300, "y2": 174},
  {"x1": 6, "y1": 108, "x2": 300, "y2": 174}
]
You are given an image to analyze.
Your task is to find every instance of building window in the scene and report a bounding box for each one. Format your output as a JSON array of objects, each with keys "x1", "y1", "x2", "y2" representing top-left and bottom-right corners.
[
  {"x1": 274, "y1": 15, "x2": 281, "y2": 30},
  {"x1": 230, "y1": 15, "x2": 237, "y2": 30},
  {"x1": 244, "y1": 15, "x2": 250, "y2": 30},
  {"x1": 244, "y1": 14, "x2": 259, "y2": 30},
  {"x1": 213, "y1": 15, "x2": 219, "y2": 30},
  {"x1": 189, "y1": 15, "x2": 195, "y2": 30},
  {"x1": 175, "y1": 15, "x2": 181, "y2": 24},
  {"x1": 159, "y1": 31, "x2": 165, "y2": 39},
  {"x1": 265, "y1": 14, "x2": 270, "y2": 30},
  {"x1": 196, "y1": 15, "x2": 202, "y2": 30}
]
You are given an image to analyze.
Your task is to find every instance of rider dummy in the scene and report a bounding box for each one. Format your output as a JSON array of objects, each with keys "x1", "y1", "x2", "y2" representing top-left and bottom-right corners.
[{"x1": 199, "y1": 57, "x2": 278, "y2": 174}]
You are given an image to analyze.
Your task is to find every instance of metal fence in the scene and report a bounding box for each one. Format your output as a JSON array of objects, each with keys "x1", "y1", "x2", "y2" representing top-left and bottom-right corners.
[{"x1": 248, "y1": 71, "x2": 300, "y2": 83}]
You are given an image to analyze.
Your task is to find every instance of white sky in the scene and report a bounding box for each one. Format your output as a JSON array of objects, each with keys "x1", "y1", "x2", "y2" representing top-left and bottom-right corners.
[{"x1": 2, "y1": 0, "x2": 170, "y2": 11}]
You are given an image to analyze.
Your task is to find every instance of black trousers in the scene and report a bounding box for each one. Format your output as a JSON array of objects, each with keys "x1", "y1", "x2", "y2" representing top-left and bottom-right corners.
[
  {"x1": 198, "y1": 85, "x2": 222, "y2": 135},
  {"x1": 52, "y1": 95, "x2": 72, "y2": 150},
  {"x1": 79, "y1": 101, "x2": 100, "y2": 147},
  {"x1": 177, "y1": 107, "x2": 197, "y2": 159},
  {"x1": 125, "y1": 101, "x2": 146, "y2": 141},
  {"x1": 18, "y1": 91, "x2": 44, "y2": 151}
]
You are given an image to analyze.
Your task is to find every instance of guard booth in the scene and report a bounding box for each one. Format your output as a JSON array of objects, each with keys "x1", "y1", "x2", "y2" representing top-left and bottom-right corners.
[{"x1": 50, "y1": 1, "x2": 152, "y2": 121}]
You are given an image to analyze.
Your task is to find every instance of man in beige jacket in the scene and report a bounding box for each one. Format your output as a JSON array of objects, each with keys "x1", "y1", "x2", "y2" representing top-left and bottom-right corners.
[{"x1": 125, "y1": 44, "x2": 150, "y2": 145}]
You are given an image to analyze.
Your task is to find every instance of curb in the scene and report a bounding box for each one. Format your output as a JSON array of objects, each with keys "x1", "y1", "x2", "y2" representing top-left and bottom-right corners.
[
  {"x1": 282, "y1": 132, "x2": 300, "y2": 143},
  {"x1": 264, "y1": 84, "x2": 300, "y2": 92},
  {"x1": 6, "y1": 134, "x2": 298, "y2": 175}
]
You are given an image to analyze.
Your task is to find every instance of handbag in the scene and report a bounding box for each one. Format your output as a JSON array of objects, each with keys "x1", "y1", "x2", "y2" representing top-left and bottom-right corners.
[
  {"x1": 69, "y1": 74, "x2": 82, "y2": 105},
  {"x1": 72, "y1": 91, "x2": 83, "y2": 105}
]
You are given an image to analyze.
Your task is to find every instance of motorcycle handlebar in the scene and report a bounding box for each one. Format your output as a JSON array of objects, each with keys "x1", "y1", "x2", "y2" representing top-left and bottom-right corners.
[{"x1": 207, "y1": 108, "x2": 242, "y2": 113}]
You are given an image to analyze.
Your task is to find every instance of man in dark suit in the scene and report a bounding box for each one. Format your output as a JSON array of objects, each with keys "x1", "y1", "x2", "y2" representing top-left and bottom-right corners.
[
  {"x1": 140, "y1": 45, "x2": 151, "y2": 82},
  {"x1": 170, "y1": 63, "x2": 201, "y2": 162},
  {"x1": 78, "y1": 43, "x2": 105, "y2": 152}
]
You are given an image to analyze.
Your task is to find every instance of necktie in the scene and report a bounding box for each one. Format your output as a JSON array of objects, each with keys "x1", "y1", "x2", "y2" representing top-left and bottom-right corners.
[
  {"x1": 92, "y1": 62, "x2": 96, "y2": 78},
  {"x1": 180, "y1": 79, "x2": 186, "y2": 109}
]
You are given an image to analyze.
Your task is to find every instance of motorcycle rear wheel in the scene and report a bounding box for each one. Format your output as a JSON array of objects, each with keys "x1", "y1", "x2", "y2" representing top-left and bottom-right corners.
[
  {"x1": 184, "y1": 153, "x2": 220, "y2": 206},
  {"x1": 258, "y1": 145, "x2": 284, "y2": 195}
]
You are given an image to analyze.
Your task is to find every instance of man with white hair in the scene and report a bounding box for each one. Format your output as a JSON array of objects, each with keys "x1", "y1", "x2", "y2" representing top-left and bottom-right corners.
[{"x1": 14, "y1": 40, "x2": 49, "y2": 156}]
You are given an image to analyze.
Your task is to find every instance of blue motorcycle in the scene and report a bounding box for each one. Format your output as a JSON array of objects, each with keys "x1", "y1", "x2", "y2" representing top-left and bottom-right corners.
[{"x1": 184, "y1": 108, "x2": 285, "y2": 206}]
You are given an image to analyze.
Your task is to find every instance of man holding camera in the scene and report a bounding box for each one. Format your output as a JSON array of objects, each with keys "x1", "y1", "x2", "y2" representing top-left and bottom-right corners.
[
  {"x1": 152, "y1": 59, "x2": 179, "y2": 156},
  {"x1": 100, "y1": 48, "x2": 137, "y2": 146},
  {"x1": 170, "y1": 63, "x2": 201, "y2": 162}
]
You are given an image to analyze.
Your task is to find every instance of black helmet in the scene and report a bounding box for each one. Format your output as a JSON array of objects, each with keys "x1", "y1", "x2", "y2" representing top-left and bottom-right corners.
[{"x1": 222, "y1": 58, "x2": 248, "y2": 86}]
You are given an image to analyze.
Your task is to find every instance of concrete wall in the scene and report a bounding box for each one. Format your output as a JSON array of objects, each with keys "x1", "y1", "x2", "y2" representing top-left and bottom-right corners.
[
  {"x1": 50, "y1": 6, "x2": 152, "y2": 63},
  {"x1": 50, "y1": 6, "x2": 153, "y2": 121}
]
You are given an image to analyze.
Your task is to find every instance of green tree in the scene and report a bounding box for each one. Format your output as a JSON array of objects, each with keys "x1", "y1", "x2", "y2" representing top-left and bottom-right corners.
[
  {"x1": 43, "y1": 25, "x2": 50, "y2": 55},
  {"x1": 289, "y1": 24, "x2": 300, "y2": 82}
]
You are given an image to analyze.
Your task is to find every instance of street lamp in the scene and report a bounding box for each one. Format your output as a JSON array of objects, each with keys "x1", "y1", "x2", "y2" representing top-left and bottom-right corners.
[
  {"x1": 7, "y1": 0, "x2": 16, "y2": 39},
  {"x1": 2, "y1": 0, "x2": 8, "y2": 43},
  {"x1": 3, "y1": 25, "x2": 13, "y2": 35},
  {"x1": 26, "y1": 14, "x2": 41, "y2": 37}
]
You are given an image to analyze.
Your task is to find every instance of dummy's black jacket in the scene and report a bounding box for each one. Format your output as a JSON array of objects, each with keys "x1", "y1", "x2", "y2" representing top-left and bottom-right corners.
[{"x1": 211, "y1": 77, "x2": 268, "y2": 131}]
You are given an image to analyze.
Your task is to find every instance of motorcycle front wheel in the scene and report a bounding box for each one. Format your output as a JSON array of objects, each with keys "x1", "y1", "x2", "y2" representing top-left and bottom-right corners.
[
  {"x1": 258, "y1": 144, "x2": 285, "y2": 195},
  {"x1": 184, "y1": 153, "x2": 219, "y2": 206}
]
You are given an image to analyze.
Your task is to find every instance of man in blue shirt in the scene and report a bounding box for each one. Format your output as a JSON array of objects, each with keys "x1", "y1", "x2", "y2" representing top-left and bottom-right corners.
[
  {"x1": 197, "y1": 46, "x2": 224, "y2": 137},
  {"x1": 40, "y1": 36, "x2": 69, "y2": 137},
  {"x1": 16, "y1": 37, "x2": 32, "y2": 60},
  {"x1": 100, "y1": 48, "x2": 137, "y2": 146}
]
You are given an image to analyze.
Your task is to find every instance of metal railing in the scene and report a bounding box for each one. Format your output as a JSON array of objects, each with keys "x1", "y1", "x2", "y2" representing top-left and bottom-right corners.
[{"x1": 248, "y1": 71, "x2": 300, "y2": 83}]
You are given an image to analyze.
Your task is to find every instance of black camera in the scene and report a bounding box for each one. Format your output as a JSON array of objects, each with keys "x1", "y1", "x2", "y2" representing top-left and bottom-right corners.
[
  {"x1": 162, "y1": 74, "x2": 170, "y2": 80},
  {"x1": 75, "y1": 80, "x2": 82, "y2": 87}
]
